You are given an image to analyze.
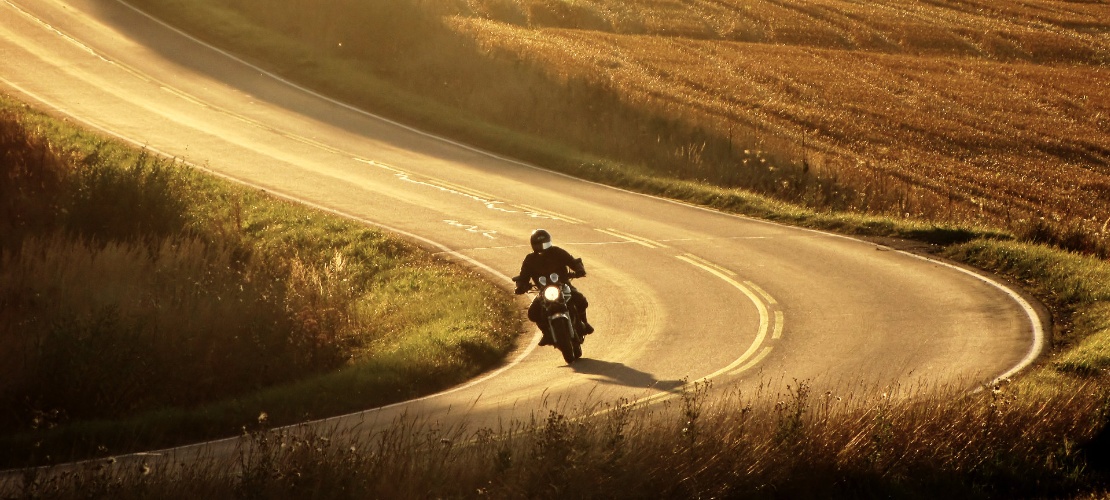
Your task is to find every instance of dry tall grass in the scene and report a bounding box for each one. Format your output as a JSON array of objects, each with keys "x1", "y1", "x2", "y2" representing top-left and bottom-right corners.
[
  {"x1": 0, "y1": 233, "x2": 360, "y2": 422},
  {"x1": 0, "y1": 112, "x2": 357, "y2": 428},
  {"x1": 15, "y1": 378, "x2": 1109, "y2": 498}
]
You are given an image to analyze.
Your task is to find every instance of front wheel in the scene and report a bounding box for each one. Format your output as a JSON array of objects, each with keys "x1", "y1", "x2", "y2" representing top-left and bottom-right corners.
[{"x1": 552, "y1": 320, "x2": 575, "y2": 364}]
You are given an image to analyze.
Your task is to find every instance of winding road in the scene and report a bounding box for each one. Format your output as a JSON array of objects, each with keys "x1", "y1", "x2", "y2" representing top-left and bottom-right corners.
[{"x1": 1, "y1": 0, "x2": 1043, "y2": 470}]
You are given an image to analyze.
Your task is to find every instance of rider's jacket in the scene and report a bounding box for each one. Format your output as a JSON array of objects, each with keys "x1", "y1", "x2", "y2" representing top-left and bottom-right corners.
[{"x1": 515, "y1": 246, "x2": 584, "y2": 293}]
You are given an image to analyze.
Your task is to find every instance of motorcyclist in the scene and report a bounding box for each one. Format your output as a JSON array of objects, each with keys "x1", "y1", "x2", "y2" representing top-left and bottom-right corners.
[{"x1": 514, "y1": 229, "x2": 594, "y2": 346}]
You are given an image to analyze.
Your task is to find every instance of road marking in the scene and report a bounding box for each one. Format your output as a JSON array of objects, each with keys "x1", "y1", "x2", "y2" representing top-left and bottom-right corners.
[
  {"x1": 429, "y1": 178, "x2": 499, "y2": 202},
  {"x1": 675, "y1": 255, "x2": 770, "y2": 381},
  {"x1": 444, "y1": 220, "x2": 497, "y2": 239},
  {"x1": 356, "y1": 158, "x2": 522, "y2": 214},
  {"x1": 282, "y1": 133, "x2": 344, "y2": 155},
  {"x1": 516, "y1": 204, "x2": 586, "y2": 224},
  {"x1": 681, "y1": 253, "x2": 736, "y2": 276},
  {"x1": 607, "y1": 228, "x2": 668, "y2": 248},
  {"x1": 584, "y1": 254, "x2": 776, "y2": 416},
  {"x1": 745, "y1": 281, "x2": 778, "y2": 305},
  {"x1": 596, "y1": 229, "x2": 656, "y2": 248},
  {"x1": 356, "y1": 158, "x2": 403, "y2": 173},
  {"x1": 355, "y1": 161, "x2": 586, "y2": 225},
  {"x1": 730, "y1": 346, "x2": 773, "y2": 376},
  {"x1": 773, "y1": 310, "x2": 784, "y2": 340},
  {"x1": 596, "y1": 228, "x2": 667, "y2": 248},
  {"x1": 159, "y1": 86, "x2": 209, "y2": 108}
]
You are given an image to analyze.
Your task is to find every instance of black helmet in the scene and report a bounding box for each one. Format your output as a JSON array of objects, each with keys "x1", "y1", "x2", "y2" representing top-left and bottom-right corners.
[{"x1": 530, "y1": 229, "x2": 552, "y2": 253}]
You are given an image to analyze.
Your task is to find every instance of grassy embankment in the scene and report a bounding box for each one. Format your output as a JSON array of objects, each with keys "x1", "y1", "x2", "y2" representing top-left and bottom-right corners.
[
  {"x1": 0, "y1": 96, "x2": 518, "y2": 468},
  {"x1": 8, "y1": 0, "x2": 1110, "y2": 497}
]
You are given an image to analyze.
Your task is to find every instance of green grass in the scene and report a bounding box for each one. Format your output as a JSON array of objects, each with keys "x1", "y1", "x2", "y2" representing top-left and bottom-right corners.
[{"x1": 0, "y1": 96, "x2": 520, "y2": 467}]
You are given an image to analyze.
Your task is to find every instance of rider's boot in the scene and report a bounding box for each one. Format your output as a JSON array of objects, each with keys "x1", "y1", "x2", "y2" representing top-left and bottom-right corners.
[
  {"x1": 578, "y1": 312, "x2": 594, "y2": 335},
  {"x1": 537, "y1": 324, "x2": 554, "y2": 346}
]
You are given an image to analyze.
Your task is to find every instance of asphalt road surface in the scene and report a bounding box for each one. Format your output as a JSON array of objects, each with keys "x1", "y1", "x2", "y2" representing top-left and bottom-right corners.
[{"x1": 0, "y1": 0, "x2": 1044, "y2": 470}]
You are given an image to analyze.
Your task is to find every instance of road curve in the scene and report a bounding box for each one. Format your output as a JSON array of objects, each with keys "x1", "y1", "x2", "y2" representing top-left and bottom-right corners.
[{"x1": 1, "y1": 0, "x2": 1043, "y2": 468}]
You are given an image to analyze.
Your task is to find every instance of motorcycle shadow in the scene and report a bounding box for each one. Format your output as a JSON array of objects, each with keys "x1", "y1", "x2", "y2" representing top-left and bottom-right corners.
[{"x1": 569, "y1": 358, "x2": 685, "y2": 392}]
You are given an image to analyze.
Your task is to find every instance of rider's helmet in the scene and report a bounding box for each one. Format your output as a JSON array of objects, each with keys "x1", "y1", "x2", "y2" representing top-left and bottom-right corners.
[{"x1": 530, "y1": 229, "x2": 552, "y2": 253}]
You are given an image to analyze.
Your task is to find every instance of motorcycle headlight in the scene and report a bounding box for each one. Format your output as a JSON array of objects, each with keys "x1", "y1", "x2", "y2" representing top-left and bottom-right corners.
[{"x1": 543, "y1": 286, "x2": 562, "y2": 302}]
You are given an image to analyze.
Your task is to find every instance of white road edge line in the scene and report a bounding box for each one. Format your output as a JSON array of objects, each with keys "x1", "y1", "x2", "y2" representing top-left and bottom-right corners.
[{"x1": 893, "y1": 249, "x2": 1045, "y2": 386}]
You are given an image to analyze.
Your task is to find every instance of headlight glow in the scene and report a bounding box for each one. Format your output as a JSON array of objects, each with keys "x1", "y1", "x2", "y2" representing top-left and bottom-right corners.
[{"x1": 543, "y1": 286, "x2": 562, "y2": 302}]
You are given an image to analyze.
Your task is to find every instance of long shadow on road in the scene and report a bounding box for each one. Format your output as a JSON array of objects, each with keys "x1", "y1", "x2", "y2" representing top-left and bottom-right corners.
[{"x1": 570, "y1": 358, "x2": 684, "y2": 392}]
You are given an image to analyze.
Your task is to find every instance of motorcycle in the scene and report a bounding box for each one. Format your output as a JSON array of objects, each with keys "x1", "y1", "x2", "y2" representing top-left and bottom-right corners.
[{"x1": 513, "y1": 269, "x2": 585, "y2": 364}]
